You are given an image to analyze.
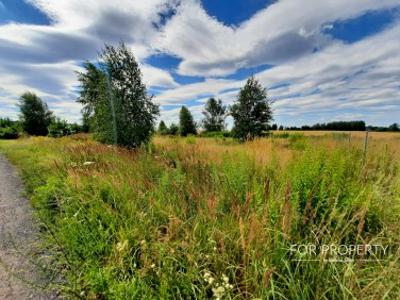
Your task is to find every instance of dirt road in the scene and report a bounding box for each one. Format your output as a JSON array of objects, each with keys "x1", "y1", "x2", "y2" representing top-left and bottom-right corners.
[{"x1": 0, "y1": 155, "x2": 57, "y2": 299}]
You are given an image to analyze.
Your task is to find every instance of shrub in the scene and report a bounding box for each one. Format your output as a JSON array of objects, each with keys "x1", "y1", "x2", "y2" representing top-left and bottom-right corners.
[
  {"x1": 48, "y1": 119, "x2": 71, "y2": 138},
  {"x1": 0, "y1": 126, "x2": 19, "y2": 139}
]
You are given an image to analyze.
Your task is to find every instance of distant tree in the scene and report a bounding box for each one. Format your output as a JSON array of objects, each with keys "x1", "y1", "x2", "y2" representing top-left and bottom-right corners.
[
  {"x1": 48, "y1": 118, "x2": 70, "y2": 138},
  {"x1": 77, "y1": 42, "x2": 159, "y2": 148},
  {"x1": 168, "y1": 123, "x2": 179, "y2": 135},
  {"x1": 271, "y1": 124, "x2": 278, "y2": 130},
  {"x1": 179, "y1": 106, "x2": 197, "y2": 136},
  {"x1": 0, "y1": 118, "x2": 14, "y2": 128},
  {"x1": 158, "y1": 120, "x2": 169, "y2": 135},
  {"x1": 279, "y1": 125, "x2": 284, "y2": 131},
  {"x1": 0, "y1": 126, "x2": 19, "y2": 139},
  {"x1": 202, "y1": 98, "x2": 226, "y2": 132},
  {"x1": 230, "y1": 76, "x2": 273, "y2": 140},
  {"x1": 310, "y1": 121, "x2": 365, "y2": 131},
  {"x1": 388, "y1": 123, "x2": 399, "y2": 132},
  {"x1": 19, "y1": 92, "x2": 53, "y2": 136}
]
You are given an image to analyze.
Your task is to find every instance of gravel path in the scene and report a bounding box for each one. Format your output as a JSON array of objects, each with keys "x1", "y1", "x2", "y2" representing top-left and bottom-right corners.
[{"x1": 0, "y1": 154, "x2": 57, "y2": 299}]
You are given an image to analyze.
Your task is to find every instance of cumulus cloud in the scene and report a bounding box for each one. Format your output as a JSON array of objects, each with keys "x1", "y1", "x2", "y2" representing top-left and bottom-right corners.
[
  {"x1": 155, "y1": 21, "x2": 400, "y2": 125},
  {"x1": 159, "y1": 0, "x2": 400, "y2": 76},
  {"x1": 0, "y1": 0, "x2": 399, "y2": 125}
]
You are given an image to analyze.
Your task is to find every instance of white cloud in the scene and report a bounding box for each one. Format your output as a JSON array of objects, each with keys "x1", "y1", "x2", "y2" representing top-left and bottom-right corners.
[
  {"x1": 0, "y1": 0, "x2": 399, "y2": 125},
  {"x1": 159, "y1": 0, "x2": 400, "y2": 76},
  {"x1": 141, "y1": 64, "x2": 179, "y2": 88}
]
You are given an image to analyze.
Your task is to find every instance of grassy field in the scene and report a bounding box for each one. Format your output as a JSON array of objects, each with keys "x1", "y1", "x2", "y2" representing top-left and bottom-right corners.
[{"x1": 0, "y1": 132, "x2": 399, "y2": 299}]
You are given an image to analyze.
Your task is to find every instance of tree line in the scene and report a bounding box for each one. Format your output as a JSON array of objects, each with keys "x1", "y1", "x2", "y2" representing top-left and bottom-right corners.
[
  {"x1": 277, "y1": 121, "x2": 399, "y2": 132},
  {"x1": 77, "y1": 43, "x2": 274, "y2": 146},
  {"x1": 0, "y1": 92, "x2": 86, "y2": 139},
  {"x1": 2, "y1": 42, "x2": 398, "y2": 143},
  {"x1": 158, "y1": 76, "x2": 273, "y2": 140}
]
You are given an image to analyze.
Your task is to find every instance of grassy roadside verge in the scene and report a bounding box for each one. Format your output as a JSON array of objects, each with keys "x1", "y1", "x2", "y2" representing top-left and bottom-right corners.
[{"x1": 0, "y1": 134, "x2": 399, "y2": 299}]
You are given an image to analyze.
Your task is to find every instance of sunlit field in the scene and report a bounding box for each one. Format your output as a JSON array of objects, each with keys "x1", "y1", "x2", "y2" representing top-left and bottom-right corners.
[{"x1": 0, "y1": 132, "x2": 399, "y2": 299}]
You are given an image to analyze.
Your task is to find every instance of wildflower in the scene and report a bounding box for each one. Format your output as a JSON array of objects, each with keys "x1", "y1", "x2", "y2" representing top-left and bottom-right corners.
[
  {"x1": 212, "y1": 286, "x2": 225, "y2": 300},
  {"x1": 203, "y1": 270, "x2": 215, "y2": 285},
  {"x1": 222, "y1": 274, "x2": 229, "y2": 284},
  {"x1": 150, "y1": 263, "x2": 156, "y2": 268}
]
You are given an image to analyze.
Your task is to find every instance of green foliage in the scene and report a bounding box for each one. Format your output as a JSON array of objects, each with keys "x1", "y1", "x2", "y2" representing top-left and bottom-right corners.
[
  {"x1": 0, "y1": 126, "x2": 19, "y2": 139},
  {"x1": 179, "y1": 106, "x2": 197, "y2": 136},
  {"x1": 0, "y1": 117, "x2": 16, "y2": 128},
  {"x1": 231, "y1": 76, "x2": 273, "y2": 140},
  {"x1": 78, "y1": 43, "x2": 159, "y2": 148},
  {"x1": 19, "y1": 92, "x2": 53, "y2": 136},
  {"x1": 168, "y1": 123, "x2": 179, "y2": 135},
  {"x1": 199, "y1": 130, "x2": 232, "y2": 138},
  {"x1": 202, "y1": 98, "x2": 226, "y2": 132},
  {"x1": 0, "y1": 118, "x2": 20, "y2": 139},
  {"x1": 48, "y1": 118, "x2": 72, "y2": 138},
  {"x1": 157, "y1": 120, "x2": 168, "y2": 135}
]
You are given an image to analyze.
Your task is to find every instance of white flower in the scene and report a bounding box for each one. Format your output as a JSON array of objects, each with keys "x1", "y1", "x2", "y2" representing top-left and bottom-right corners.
[
  {"x1": 212, "y1": 286, "x2": 225, "y2": 299},
  {"x1": 222, "y1": 274, "x2": 229, "y2": 284}
]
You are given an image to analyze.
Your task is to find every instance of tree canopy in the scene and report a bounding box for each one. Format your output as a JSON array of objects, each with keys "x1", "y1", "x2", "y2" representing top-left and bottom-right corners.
[
  {"x1": 77, "y1": 42, "x2": 159, "y2": 148},
  {"x1": 202, "y1": 98, "x2": 226, "y2": 132},
  {"x1": 158, "y1": 120, "x2": 169, "y2": 135},
  {"x1": 230, "y1": 76, "x2": 273, "y2": 140},
  {"x1": 179, "y1": 106, "x2": 197, "y2": 136},
  {"x1": 19, "y1": 92, "x2": 53, "y2": 136}
]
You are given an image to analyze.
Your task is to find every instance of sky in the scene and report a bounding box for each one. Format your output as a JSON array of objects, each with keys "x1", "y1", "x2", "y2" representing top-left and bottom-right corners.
[{"x1": 0, "y1": 0, "x2": 399, "y2": 127}]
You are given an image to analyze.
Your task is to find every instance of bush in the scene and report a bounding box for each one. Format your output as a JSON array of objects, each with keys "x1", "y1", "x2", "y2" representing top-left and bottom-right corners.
[
  {"x1": 199, "y1": 131, "x2": 232, "y2": 138},
  {"x1": 0, "y1": 126, "x2": 19, "y2": 139},
  {"x1": 48, "y1": 119, "x2": 71, "y2": 138}
]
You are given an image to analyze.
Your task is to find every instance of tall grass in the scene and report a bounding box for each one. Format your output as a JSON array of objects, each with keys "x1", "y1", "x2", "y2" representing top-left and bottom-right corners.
[{"x1": 0, "y1": 133, "x2": 399, "y2": 299}]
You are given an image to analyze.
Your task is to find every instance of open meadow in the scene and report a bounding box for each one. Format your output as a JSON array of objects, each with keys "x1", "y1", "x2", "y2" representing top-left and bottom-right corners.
[{"x1": 0, "y1": 132, "x2": 399, "y2": 299}]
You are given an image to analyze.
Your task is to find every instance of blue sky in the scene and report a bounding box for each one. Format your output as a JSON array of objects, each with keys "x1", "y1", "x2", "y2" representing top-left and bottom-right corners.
[{"x1": 0, "y1": 0, "x2": 399, "y2": 126}]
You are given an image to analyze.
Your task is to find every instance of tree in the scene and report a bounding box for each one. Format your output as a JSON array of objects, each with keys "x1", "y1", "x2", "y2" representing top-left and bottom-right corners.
[
  {"x1": 19, "y1": 92, "x2": 53, "y2": 136},
  {"x1": 230, "y1": 76, "x2": 273, "y2": 140},
  {"x1": 202, "y1": 98, "x2": 226, "y2": 132},
  {"x1": 388, "y1": 123, "x2": 399, "y2": 132},
  {"x1": 77, "y1": 62, "x2": 109, "y2": 138},
  {"x1": 77, "y1": 43, "x2": 159, "y2": 148},
  {"x1": 168, "y1": 123, "x2": 179, "y2": 135},
  {"x1": 179, "y1": 106, "x2": 197, "y2": 136},
  {"x1": 158, "y1": 120, "x2": 168, "y2": 135}
]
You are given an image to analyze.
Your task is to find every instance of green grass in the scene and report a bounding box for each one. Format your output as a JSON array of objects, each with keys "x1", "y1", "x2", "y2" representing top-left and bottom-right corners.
[{"x1": 0, "y1": 134, "x2": 399, "y2": 299}]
